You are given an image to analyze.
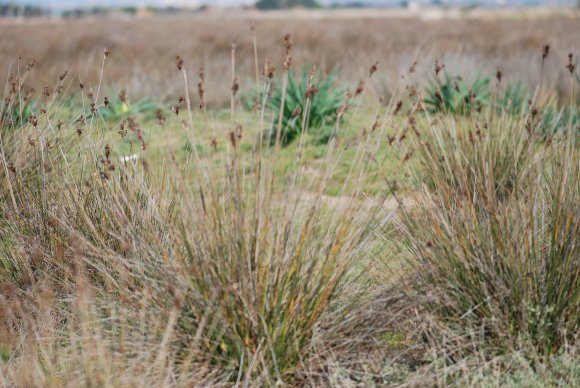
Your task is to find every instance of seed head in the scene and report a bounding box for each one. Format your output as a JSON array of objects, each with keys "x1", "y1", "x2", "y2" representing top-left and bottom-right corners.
[
  {"x1": 542, "y1": 44, "x2": 550, "y2": 60},
  {"x1": 283, "y1": 34, "x2": 293, "y2": 70},
  {"x1": 198, "y1": 67, "x2": 206, "y2": 109},
  {"x1": 104, "y1": 48, "x2": 112, "y2": 57},
  {"x1": 175, "y1": 55, "x2": 184, "y2": 71},
  {"x1": 408, "y1": 61, "x2": 418, "y2": 75},
  {"x1": 291, "y1": 106, "x2": 302, "y2": 119},
  {"x1": 434, "y1": 60, "x2": 445, "y2": 77},
  {"x1": 567, "y1": 53, "x2": 575, "y2": 75},
  {"x1": 59, "y1": 70, "x2": 68, "y2": 81},
  {"x1": 104, "y1": 96, "x2": 110, "y2": 108},
  {"x1": 393, "y1": 100, "x2": 403, "y2": 116},
  {"x1": 26, "y1": 59, "x2": 35, "y2": 71},
  {"x1": 28, "y1": 114, "x2": 38, "y2": 127},
  {"x1": 305, "y1": 84, "x2": 318, "y2": 98},
  {"x1": 119, "y1": 123, "x2": 127, "y2": 138},
  {"x1": 496, "y1": 68, "x2": 503, "y2": 83},
  {"x1": 156, "y1": 109, "x2": 166, "y2": 125},
  {"x1": 434, "y1": 89, "x2": 443, "y2": 103},
  {"x1": 264, "y1": 60, "x2": 275, "y2": 79},
  {"x1": 231, "y1": 76, "x2": 239, "y2": 96},
  {"x1": 355, "y1": 80, "x2": 365, "y2": 96},
  {"x1": 369, "y1": 61, "x2": 379, "y2": 76},
  {"x1": 371, "y1": 116, "x2": 380, "y2": 132},
  {"x1": 79, "y1": 82, "x2": 85, "y2": 89},
  {"x1": 119, "y1": 89, "x2": 127, "y2": 103}
]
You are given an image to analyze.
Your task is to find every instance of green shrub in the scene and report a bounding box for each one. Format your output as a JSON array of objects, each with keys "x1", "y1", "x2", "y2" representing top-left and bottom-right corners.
[
  {"x1": 264, "y1": 69, "x2": 345, "y2": 146},
  {"x1": 496, "y1": 83, "x2": 529, "y2": 115},
  {"x1": 538, "y1": 105, "x2": 580, "y2": 139},
  {"x1": 424, "y1": 73, "x2": 490, "y2": 114}
]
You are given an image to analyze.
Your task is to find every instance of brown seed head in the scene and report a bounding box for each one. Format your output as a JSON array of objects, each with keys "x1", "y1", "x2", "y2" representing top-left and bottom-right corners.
[
  {"x1": 264, "y1": 60, "x2": 275, "y2": 79},
  {"x1": 542, "y1": 44, "x2": 550, "y2": 60},
  {"x1": 355, "y1": 80, "x2": 365, "y2": 96},
  {"x1": 28, "y1": 114, "x2": 38, "y2": 127},
  {"x1": 26, "y1": 59, "x2": 35, "y2": 71},
  {"x1": 59, "y1": 70, "x2": 68, "y2": 81},
  {"x1": 393, "y1": 100, "x2": 403, "y2": 116},
  {"x1": 496, "y1": 68, "x2": 503, "y2": 83},
  {"x1": 291, "y1": 106, "x2": 302, "y2": 119},
  {"x1": 119, "y1": 89, "x2": 127, "y2": 103},
  {"x1": 283, "y1": 34, "x2": 293, "y2": 70},
  {"x1": 305, "y1": 84, "x2": 318, "y2": 98},
  {"x1": 104, "y1": 48, "x2": 112, "y2": 57},
  {"x1": 231, "y1": 76, "x2": 239, "y2": 96},
  {"x1": 567, "y1": 53, "x2": 575, "y2": 75},
  {"x1": 175, "y1": 55, "x2": 184, "y2": 71},
  {"x1": 434, "y1": 60, "x2": 445, "y2": 77},
  {"x1": 369, "y1": 61, "x2": 379, "y2": 76},
  {"x1": 156, "y1": 109, "x2": 166, "y2": 125}
]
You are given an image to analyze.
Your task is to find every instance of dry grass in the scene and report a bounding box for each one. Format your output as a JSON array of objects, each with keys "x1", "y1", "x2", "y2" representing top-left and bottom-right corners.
[
  {"x1": 1, "y1": 11, "x2": 579, "y2": 106},
  {"x1": 0, "y1": 10, "x2": 579, "y2": 387}
]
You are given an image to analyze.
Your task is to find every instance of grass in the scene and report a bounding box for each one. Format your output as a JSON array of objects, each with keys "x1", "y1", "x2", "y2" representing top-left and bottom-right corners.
[{"x1": 0, "y1": 16, "x2": 579, "y2": 387}]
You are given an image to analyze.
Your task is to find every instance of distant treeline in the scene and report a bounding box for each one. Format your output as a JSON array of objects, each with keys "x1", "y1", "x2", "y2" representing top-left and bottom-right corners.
[{"x1": 0, "y1": 3, "x2": 49, "y2": 17}]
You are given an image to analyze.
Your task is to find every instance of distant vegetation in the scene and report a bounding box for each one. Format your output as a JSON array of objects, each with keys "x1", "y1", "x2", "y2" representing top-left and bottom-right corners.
[
  {"x1": 256, "y1": 0, "x2": 319, "y2": 9},
  {"x1": 0, "y1": 2, "x2": 48, "y2": 17}
]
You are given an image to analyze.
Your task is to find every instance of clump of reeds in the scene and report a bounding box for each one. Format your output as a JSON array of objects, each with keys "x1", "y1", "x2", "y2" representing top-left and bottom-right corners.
[
  {"x1": 399, "y1": 58, "x2": 579, "y2": 359},
  {"x1": 0, "y1": 33, "x2": 394, "y2": 386}
]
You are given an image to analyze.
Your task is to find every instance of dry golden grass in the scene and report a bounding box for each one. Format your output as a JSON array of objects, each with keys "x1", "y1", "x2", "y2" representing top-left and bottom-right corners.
[
  {"x1": 0, "y1": 9, "x2": 578, "y2": 386},
  {"x1": 1, "y1": 10, "x2": 579, "y2": 106}
]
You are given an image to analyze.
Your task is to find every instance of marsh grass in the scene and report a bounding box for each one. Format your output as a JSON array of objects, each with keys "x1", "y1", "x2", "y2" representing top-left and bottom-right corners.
[
  {"x1": 0, "y1": 25, "x2": 579, "y2": 386},
  {"x1": 400, "y1": 99, "x2": 579, "y2": 359},
  {"x1": 0, "y1": 35, "x2": 404, "y2": 385}
]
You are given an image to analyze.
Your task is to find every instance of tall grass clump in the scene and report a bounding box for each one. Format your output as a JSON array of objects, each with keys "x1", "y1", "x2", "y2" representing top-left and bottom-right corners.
[
  {"x1": 0, "y1": 39, "x2": 391, "y2": 385},
  {"x1": 401, "y1": 103, "x2": 579, "y2": 358}
]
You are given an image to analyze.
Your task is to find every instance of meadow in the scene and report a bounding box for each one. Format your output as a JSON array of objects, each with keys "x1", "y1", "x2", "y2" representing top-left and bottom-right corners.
[{"x1": 0, "y1": 9, "x2": 579, "y2": 386}]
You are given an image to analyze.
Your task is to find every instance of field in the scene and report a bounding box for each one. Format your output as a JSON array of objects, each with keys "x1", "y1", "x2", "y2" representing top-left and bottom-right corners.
[{"x1": 1, "y1": 8, "x2": 579, "y2": 386}]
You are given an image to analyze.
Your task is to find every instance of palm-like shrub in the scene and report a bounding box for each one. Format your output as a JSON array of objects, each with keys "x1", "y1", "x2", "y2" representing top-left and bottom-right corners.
[
  {"x1": 424, "y1": 73, "x2": 490, "y2": 114},
  {"x1": 266, "y1": 69, "x2": 345, "y2": 146}
]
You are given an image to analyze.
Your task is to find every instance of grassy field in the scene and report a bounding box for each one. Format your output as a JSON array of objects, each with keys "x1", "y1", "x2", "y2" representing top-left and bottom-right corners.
[{"x1": 0, "y1": 9, "x2": 579, "y2": 386}]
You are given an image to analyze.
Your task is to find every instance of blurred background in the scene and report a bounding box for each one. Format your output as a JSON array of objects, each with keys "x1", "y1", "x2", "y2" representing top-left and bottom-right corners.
[{"x1": 1, "y1": 0, "x2": 579, "y2": 107}]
